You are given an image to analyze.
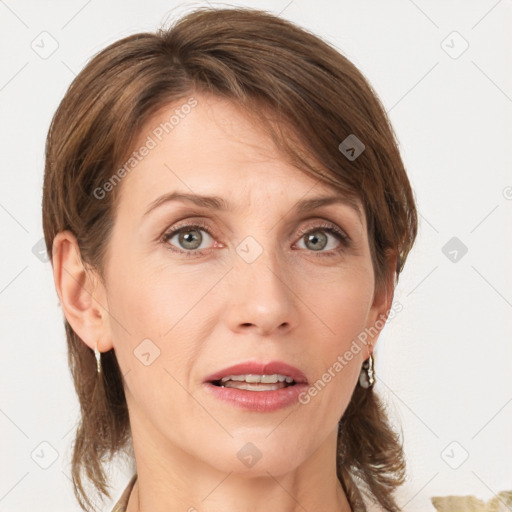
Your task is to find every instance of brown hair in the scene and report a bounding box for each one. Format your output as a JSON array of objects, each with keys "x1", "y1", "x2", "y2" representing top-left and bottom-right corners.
[{"x1": 42, "y1": 6, "x2": 417, "y2": 512}]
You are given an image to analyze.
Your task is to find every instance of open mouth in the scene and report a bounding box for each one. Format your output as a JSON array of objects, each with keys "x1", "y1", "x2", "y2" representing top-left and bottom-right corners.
[
  {"x1": 204, "y1": 370, "x2": 307, "y2": 411},
  {"x1": 210, "y1": 374, "x2": 297, "y2": 391}
]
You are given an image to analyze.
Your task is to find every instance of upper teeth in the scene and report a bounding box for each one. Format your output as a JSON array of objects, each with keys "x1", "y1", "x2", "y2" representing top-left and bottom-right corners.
[{"x1": 220, "y1": 374, "x2": 294, "y2": 384}]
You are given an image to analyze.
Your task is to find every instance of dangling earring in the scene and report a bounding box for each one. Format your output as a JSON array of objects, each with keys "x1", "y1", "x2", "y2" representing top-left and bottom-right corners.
[
  {"x1": 358, "y1": 353, "x2": 375, "y2": 389},
  {"x1": 95, "y1": 340, "x2": 102, "y2": 375}
]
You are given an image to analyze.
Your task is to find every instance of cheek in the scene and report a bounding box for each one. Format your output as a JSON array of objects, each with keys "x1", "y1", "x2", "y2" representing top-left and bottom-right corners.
[
  {"x1": 301, "y1": 265, "x2": 374, "y2": 400},
  {"x1": 310, "y1": 263, "x2": 375, "y2": 342},
  {"x1": 105, "y1": 260, "x2": 204, "y2": 423},
  {"x1": 107, "y1": 238, "x2": 187, "y2": 331},
  {"x1": 106, "y1": 250, "x2": 218, "y2": 375}
]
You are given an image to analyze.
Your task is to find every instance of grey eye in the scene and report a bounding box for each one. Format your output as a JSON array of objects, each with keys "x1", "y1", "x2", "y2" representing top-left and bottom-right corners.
[
  {"x1": 165, "y1": 227, "x2": 214, "y2": 251},
  {"x1": 303, "y1": 231, "x2": 328, "y2": 251}
]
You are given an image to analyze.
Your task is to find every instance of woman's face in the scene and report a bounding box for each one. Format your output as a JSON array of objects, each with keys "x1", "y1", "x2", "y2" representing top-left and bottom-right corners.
[{"x1": 97, "y1": 92, "x2": 391, "y2": 477}]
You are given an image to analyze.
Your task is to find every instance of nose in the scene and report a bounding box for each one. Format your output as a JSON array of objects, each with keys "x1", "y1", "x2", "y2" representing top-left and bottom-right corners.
[{"x1": 225, "y1": 241, "x2": 299, "y2": 337}]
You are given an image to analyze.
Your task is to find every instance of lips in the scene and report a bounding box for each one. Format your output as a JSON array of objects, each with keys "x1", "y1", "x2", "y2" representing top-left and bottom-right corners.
[
  {"x1": 203, "y1": 360, "x2": 310, "y2": 412},
  {"x1": 203, "y1": 360, "x2": 308, "y2": 386}
]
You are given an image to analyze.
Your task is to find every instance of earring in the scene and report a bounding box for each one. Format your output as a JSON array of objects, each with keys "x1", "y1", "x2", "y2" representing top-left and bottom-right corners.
[
  {"x1": 358, "y1": 353, "x2": 375, "y2": 389},
  {"x1": 95, "y1": 340, "x2": 102, "y2": 375}
]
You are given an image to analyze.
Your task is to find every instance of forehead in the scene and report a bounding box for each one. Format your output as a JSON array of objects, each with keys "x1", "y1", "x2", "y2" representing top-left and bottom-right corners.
[
  {"x1": 132, "y1": 93, "x2": 287, "y2": 166},
  {"x1": 116, "y1": 93, "x2": 363, "y2": 222}
]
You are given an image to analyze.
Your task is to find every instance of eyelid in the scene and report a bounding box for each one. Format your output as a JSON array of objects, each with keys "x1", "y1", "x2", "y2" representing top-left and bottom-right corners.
[{"x1": 295, "y1": 219, "x2": 350, "y2": 241}]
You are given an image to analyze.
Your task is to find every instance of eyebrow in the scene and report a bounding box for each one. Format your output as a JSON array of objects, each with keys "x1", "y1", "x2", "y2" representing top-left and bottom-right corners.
[{"x1": 143, "y1": 191, "x2": 363, "y2": 224}]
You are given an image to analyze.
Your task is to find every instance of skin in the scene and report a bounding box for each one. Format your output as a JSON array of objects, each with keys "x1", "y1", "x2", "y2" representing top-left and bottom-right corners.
[{"x1": 52, "y1": 92, "x2": 396, "y2": 512}]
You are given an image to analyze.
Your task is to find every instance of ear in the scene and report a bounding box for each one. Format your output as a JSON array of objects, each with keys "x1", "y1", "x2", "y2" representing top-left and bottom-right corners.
[
  {"x1": 365, "y1": 250, "x2": 398, "y2": 357},
  {"x1": 51, "y1": 230, "x2": 113, "y2": 353}
]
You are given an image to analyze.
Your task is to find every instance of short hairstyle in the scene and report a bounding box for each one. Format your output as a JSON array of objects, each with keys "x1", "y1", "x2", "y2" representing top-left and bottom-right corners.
[{"x1": 42, "y1": 6, "x2": 418, "y2": 512}]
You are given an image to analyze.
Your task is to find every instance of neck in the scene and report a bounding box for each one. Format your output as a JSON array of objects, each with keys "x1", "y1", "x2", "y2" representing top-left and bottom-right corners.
[
  {"x1": 127, "y1": 471, "x2": 353, "y2": 512},
  {"x1": 125, "y1": 414, "x2": 353, "y2": 512}
]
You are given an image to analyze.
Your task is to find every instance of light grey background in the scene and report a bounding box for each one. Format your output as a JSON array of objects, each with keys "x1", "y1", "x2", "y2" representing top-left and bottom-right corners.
[{"x1": 1, "y1": 0, "x2": 511, "y2": 511}]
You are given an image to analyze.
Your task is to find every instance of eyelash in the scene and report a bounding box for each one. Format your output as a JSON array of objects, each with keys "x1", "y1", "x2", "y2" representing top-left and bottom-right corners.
[{"x1": 161, "y1": 220, "x2": 351, "y2": 258}]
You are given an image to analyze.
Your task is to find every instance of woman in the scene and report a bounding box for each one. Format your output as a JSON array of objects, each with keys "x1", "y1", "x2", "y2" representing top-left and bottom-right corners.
[{"x1": 42, "y1": 6, "x2": 417, "y2": 512}]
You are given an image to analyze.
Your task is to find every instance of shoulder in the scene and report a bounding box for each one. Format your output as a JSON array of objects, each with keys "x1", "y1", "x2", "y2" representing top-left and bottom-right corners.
[
  {"x1": 339, "y1": 467, "x2": 370, "y2": 512},
  {"x1": 111, "y1": 474, "x2": 137, "y2": 512}
]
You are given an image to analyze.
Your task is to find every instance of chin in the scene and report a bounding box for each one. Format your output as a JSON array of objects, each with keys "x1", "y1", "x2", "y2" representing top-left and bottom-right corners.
[{"x1": 197, "y1": 436, "x2": 307, "y2": 478}]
